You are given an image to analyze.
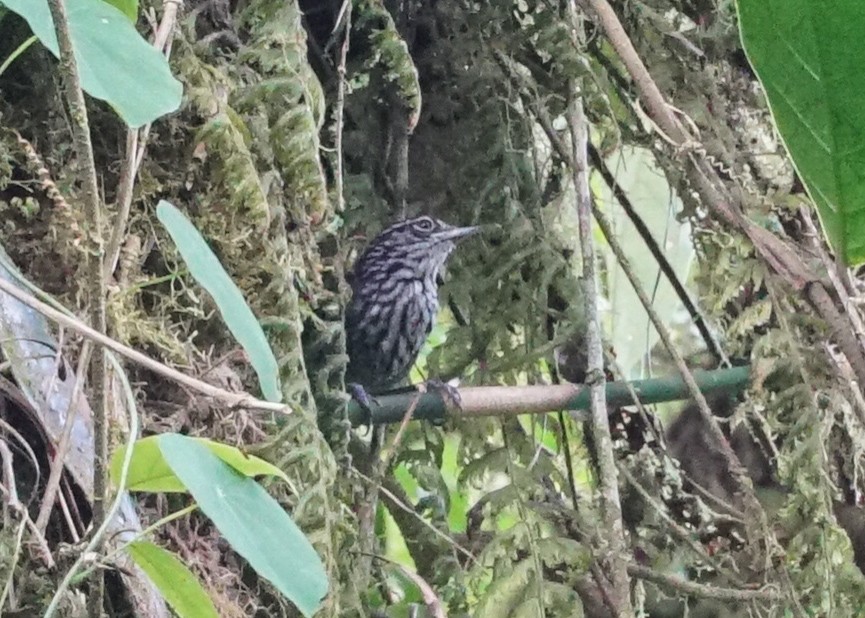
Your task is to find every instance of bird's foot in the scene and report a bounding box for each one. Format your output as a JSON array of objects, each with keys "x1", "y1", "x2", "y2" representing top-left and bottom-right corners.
[
  {"x1": 421, "y1": 378, "x2": 462, "y2": 412},
  {"x1": 347, "y1": 383, "x2": 380, "y2": 431}
]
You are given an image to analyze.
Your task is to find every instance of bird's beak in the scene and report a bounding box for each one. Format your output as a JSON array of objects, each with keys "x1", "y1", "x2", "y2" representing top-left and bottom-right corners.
[{"x1": 437, "y1": 225, "x2": 482, "y2": 242}]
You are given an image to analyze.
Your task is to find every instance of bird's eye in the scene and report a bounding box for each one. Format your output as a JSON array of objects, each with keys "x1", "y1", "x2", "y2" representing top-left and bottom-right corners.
[{"x1": 414, "y1": 217, "x2": 435, "y2": 232}]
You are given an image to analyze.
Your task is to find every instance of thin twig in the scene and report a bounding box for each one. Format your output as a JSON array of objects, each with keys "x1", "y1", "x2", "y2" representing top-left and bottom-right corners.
[
  {"x1": 363, "y1": 553, "x2": 446, "y2": 618},
  {"x1": 618, "y1": 464, "x2": 734, "y2": 578},
  {"x1": 104, "y1": 129, "x2": 139, "y2": 281},
  {"x1": 0, "y1": 403, "x2": 42, "y2": 492},
  {"x1": 800, "y1": 208, "x2": 865, "y2": 355},
  {"x1": 0, "y1": 276, "x2": 290, "y2": 414},
  {"x1": 603, "y1": 349, "x2": 666, "y2": 450},
  {"x1": 588, "y1": 142, "x2": 728, "y2": 366},
  {"x1": 34, "y1": 341, "x2": 93, "y2": 533},
  {"x1": 379, "y1": 392, "x2": 421, "y2": 470},
  {"x1": 557, "y1": 410, "x2": 581, "y2": 510},
  {"x1": 0, "y1": 513, "x2": 28, "y2": 610},
  {"x1": 56, "y1": 478, "x2": 82, "y2": 542},
  {"x1": 353, "y1": 467, "x2": 477, "y2": 564},
  {"x1": 78, "y1": 505, "x2": 197, "y2": 583},
  {"x1": 0, "y1": 441, "x2": 54, "y2": 567},
  {"x1": 334, "y1": 0, "x2": 352, "y2": 214},
  {"x1": 826, "y1": 343, "x2": 865, "y2": 429},
  {"x1": 0, "y1": 439, "x2": 18, "y2": 514}
]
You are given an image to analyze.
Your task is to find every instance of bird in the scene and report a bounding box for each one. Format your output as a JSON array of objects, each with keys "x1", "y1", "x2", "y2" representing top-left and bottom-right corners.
[{"x1": 345, "y1": 215, "x2": 480, "y2": 401}]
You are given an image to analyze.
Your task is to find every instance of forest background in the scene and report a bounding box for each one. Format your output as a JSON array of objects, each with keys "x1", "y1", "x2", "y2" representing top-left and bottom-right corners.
[{"x1": 2, "y1": 0, "x2": 865, "y2": 617}]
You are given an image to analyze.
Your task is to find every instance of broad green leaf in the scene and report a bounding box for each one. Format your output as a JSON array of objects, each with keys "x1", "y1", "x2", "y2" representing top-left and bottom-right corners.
[
  {"x1": 382, "y1": 507, "x2": 417, "y2": 573},
  {"x1": 102, "y1": 0, "x2": 137, "y2": 22},
  {"x1": 441, "y1": 435, "x2": 468, "y2": 533},
  {"x1": 127, "y1": 541, "x2": 219, "y2": 618},
  {"x1": 158, "y1": 434, "x2": 328, "y2": 617},
  {"x1": 737, "y1": 0, "x2": 865, "y2": 264},
  {"x1": 0, "y1": 0, "x2": 181, "y2": 128},
  {"x1": 156, "y1": 200, "x2": 281, "y2": 402},
  {"x1": 110, "y1": 435, "x2": 291, "y2": 493}
]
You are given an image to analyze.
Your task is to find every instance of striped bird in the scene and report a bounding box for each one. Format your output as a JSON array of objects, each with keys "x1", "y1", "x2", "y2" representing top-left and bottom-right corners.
[{"x1": 345, "y1": 216, "x2": 479, "y2": 394}]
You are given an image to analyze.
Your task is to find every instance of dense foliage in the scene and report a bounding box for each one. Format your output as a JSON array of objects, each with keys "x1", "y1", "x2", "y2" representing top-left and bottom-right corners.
[{"x1": 2, "y1": 0, "x2": 865, "y2": 616}]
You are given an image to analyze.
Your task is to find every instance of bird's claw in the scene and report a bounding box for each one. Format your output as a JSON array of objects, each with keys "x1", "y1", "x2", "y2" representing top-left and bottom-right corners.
[
  {"x1": 347, "y1": 383, "x2": 380, "y2": 432},
  {"x1": 422, "y1": 378, "x2": 462, "y2": 413}
]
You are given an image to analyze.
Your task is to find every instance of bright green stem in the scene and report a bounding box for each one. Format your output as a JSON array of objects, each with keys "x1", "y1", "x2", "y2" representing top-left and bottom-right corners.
[{"x1": 0, "y1": 35, "x2": 37, "y2": 78}]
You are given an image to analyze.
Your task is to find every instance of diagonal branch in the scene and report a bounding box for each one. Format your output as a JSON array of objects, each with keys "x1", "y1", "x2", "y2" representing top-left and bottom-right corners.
[
  {"x1": 586, "y1": 141, "x2": 728, "y2": 366},
  {"x1": 0, "y1": 273, "x2": 289, "y2": 415}
]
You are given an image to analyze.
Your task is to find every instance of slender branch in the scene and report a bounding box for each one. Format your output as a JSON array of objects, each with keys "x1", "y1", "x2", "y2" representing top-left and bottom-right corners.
[
  {"x1": 352, "y1": 467, "x2": 477, "y2": 564},
  {"x1": 104, "y1": 129, "x2": 139, "y2": 281},
  {"x1": 587, "y1": 141, "x2": 727, "y2": 366},
  {"x1": 558, "y1": 409, "x2": 580, "y2": 509},
  {"x1": 0, "y1": 275, "x2": 290, "y2": 414},
  {"x1": 44, "y1": 0, "x2": 107, "y2": 613},
  {"x1": 104, "y1": 0, "x2": 181, "y2": 281},
  {"x1": 97, "y1": 505, "x2": 197, "y2": 572},
  {"x1": 334, "y1": 0, "x2": 352, "y2": 214},
  {"x1": 0, "y1": 35, "x2": 37, "y2": 78},
  {"x1": 34, "y1": 341, "x2": 93, "y2": 533},
  {"x1": 0, "y1": 504, "x2": 28, "y2": 609},
  {"x1": 800, "y1": 207, "x2": 865, "y2": 359},
  {"x1": 627, "y1": 564, "x2": 781, "y2": 603},
  {"x1": 567, "y1": 87, "x2": 634, "y2": 614},
  {"x1": 0, "y1": 441, "x2": 54, "y2": 568},
  {"x1": 379, "y1": 392, "x2": 421, "y2": 469}
]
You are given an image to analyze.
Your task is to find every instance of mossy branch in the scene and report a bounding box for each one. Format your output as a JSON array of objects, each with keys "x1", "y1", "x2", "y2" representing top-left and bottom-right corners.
[
  {"x1": 568, "y1": 75, "x2": 634, "y2": 614},
  {"x1": 43, "y1": 0, "x2": 107, "y2": 615}
]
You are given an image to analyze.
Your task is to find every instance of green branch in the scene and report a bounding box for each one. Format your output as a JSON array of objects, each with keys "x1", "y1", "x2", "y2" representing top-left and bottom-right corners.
[{"x1": 348, "y1": 365, "x2": 750, "y2": 426}]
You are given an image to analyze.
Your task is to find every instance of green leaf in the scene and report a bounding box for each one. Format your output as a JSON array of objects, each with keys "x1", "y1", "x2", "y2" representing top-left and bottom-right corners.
[
  {"x1": 156, "y1": 200, "x2": 281, "y2": 402},
  {"x1": 127, "y1": 541, "x2": 219, "y2": 618},
  {"x1": 0, "y1": 0, "x2": 181, "y2": 128},
  {"x1": 737, "y1": 0, "x2": 865, "y2": 264},
  {"x1": 158, "y1": 434, "x2": 328, "y2": 617},
  {"x1": 110, "y1": 435, "x2": 291, "y2": 493},
  {"x1": 104, "y1": 0, "x2": 138, "y2": 24},
  {"x1": 102, "y1": 0, "x2": 137, "y2": 22},
  {"x1": 475, "y1": 558, "x2": 533, "y2": 618}
]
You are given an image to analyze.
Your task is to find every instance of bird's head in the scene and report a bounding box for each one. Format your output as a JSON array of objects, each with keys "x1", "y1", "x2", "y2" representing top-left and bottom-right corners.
[{"x1": 354, "y1": 216, "x2": 480, "y2": 282}]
